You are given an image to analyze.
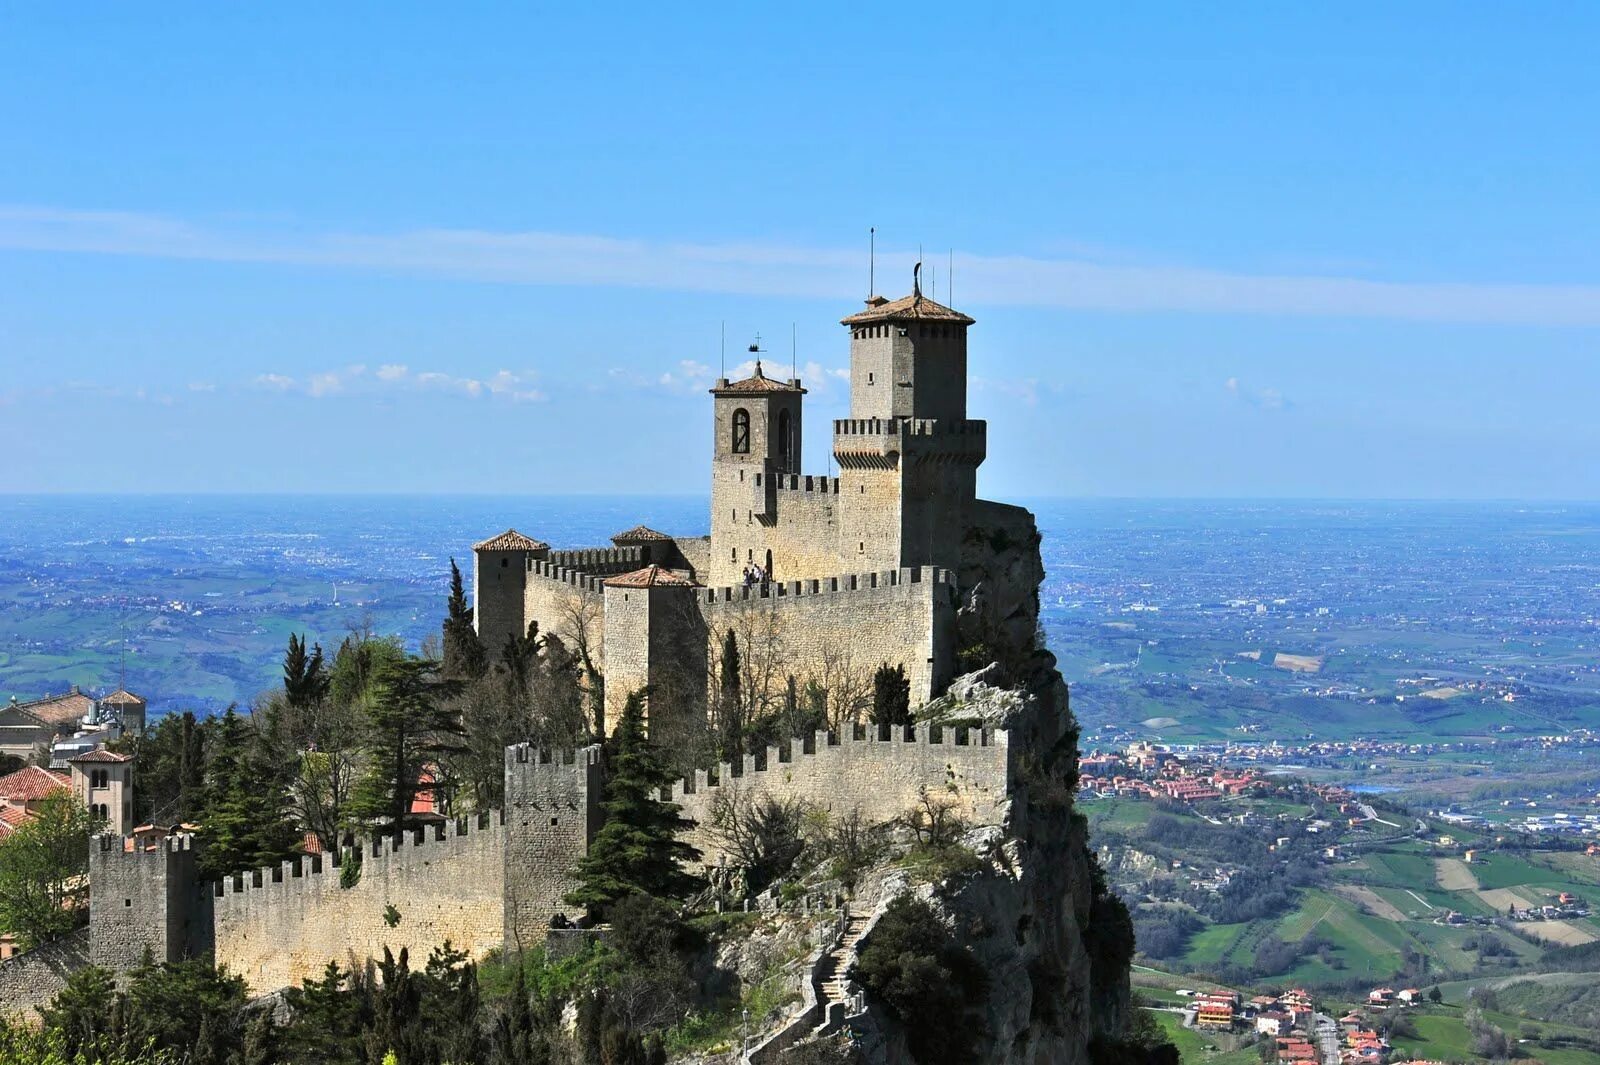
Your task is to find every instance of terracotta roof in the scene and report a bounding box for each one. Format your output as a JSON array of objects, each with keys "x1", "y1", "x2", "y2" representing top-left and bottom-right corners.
[
  {"x1": 710, "y1": 361, "x2": 805, "y2": 395},
  {"x1": 7, "y1": 690, "x2": 95, "y2": 729},
  {"x1": 473, "y1": 528, "x2": 549, "y2": 552},
  {"x1": 99, "y1": 689, "x2": 144, "y2": 706},
  {"x1": 604, "y1": 565, "x2": 699, "y2": 589},
  {"x1": 840, "y1": 292, "x2": 975, "y2": 326},
  {"x1": 610, "y1": 525, "x2": 673, "y2": 543},
  {"x1": 0, "y1": 766, "x2": 70, "y2": 802},
  {"x1": 67, "y1": 749, "x2": 132, "y2": 764},
  {"x1": 0, "y1": 805, "x2": 30, "y2": 837}
]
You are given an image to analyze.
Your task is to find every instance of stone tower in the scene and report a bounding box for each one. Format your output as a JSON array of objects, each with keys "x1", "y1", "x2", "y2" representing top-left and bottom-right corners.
[
  {"x1": 835, "y1": 292, "x2": 986, "y2": 573},
  {"x1": 472, "y1": 528, "x2": 550, "y2": 656},
  {"x1": 89, "y1": 832, "x2": 210, "y2": 971},
  {"x1": 708, "y1": 361, "x2": 806, "y2": 587}
]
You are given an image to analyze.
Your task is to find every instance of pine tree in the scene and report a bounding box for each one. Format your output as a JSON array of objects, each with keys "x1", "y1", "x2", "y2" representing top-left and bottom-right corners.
[
  {"x1": 198, "y1": 709, "x2": 300, "y2": 877},
  {"x1": 285, "y1": 633, "x2": 331, "y2": 709},
  {"x1": 719, "y1": 629, "x2": 743, "y2": 758},
  {"x1": 565, "y1": 690, "x2": 701, "y2": 915},
  {"x1": 349, "y1": 657, "x2": 464, "y2": 829},
  {"x1": 442, "y1": 558, "x2": 489, "y2": 680},
  {"x1": 871, "y1": 662, "x2": 913, "y2": 727}
]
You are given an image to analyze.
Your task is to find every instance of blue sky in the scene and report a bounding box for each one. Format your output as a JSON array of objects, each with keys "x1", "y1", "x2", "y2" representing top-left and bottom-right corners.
[{"x1": 3, "y1": 5, "x2": 1599, "y2": 498}]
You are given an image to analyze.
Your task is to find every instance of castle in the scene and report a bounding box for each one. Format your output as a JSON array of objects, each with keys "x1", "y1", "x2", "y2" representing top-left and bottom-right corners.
[
  {"x1": 0, "y1": 287, "x2": 1045, "y2": 1013},
  {"x1": 474, "y1": 287, "x2": 1035, "y2": 734}
]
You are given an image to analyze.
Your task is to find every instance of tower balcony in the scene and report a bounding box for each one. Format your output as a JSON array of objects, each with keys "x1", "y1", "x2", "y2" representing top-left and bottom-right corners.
[{"x1": 832, "y1": 417, "x2": 986, "y2": 469}]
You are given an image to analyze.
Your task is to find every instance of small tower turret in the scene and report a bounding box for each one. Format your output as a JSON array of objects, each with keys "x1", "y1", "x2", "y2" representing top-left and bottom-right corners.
[{"x1": 708, "y1": 361, "x2": 805, "y2": 586}]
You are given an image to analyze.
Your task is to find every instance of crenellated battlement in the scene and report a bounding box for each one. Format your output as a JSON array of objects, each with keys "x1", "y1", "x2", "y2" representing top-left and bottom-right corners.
[
  {"x1": 211, "y1": 812, "x2": 502, "y2": 902},
  {"x1": 701, "y1": 565, "x2": 952, "y2": 605},
  {"x1": 663, "y1": 723, "x2": 1005, "y2": 804},
  {"x1": 753, "y1": 472, "x2": 841, "y2": 494},
  {"x1": 546, "y1": 545, "x2": 645, "y2": 574},
  {"x1": 526, "y1": 558, "x2": 609, "y2": 594}
]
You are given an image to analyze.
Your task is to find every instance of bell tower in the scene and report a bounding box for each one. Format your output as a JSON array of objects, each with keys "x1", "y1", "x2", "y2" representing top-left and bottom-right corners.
[{"x1": 708, "y1": 360, "x2": 805, "y2": 587}]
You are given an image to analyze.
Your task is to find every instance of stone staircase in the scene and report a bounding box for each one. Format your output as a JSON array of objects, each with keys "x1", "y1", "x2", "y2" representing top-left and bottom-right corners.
[{"x1": 812, "y1": 911, "x2": 871, "y2": 1035}]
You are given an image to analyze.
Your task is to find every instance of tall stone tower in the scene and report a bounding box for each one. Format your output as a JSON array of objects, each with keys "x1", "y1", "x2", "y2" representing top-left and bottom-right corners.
[
  {"x1": 473, "y1": 529, "x2": 550, "y2": 656},
  {"x1": 835, "y1": 291, "x2": 986, "y2": 573},
  {"x1": 708, "y1": 361, "x2": 806, "y2": 587}
]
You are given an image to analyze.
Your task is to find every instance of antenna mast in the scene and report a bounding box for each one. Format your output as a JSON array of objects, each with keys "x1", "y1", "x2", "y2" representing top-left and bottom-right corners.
[
  {"x1": 868, "y1": 227, "x2": 875, "y2": 297},
  {"x1": 791, "y1": 322, "x2": 797, "y2": 379},
  {"x1": 949, "y1": 248, "x2": 954, "y2": 304},
  {"x1": 720, "y1": 321, "x2": 726, "y2": 377}
]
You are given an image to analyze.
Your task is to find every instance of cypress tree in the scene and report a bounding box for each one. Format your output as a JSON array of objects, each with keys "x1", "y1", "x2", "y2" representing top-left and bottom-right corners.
[
  {"x1": 442, "y1": 558, "x2": 489, "y2": 680},
  {"x1": 871, "y1": 662, "x2": 913, "y2": 727},
  {"x1": 565, "y1": 690, "x2": 701, "y2": 915},
  {"x1": 719, "y1": 629, "x2": 743, "y2": 759}
]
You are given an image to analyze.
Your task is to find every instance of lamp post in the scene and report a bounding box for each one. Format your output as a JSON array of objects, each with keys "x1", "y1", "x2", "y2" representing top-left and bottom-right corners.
[{"x1": 742, "y1": 1007, "x2": 750, "y2": 1059}]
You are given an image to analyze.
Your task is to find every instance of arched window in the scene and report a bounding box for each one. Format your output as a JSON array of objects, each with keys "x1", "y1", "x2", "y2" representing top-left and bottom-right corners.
[
  {"x1": 731, "y1": 408, "x2": 750, "y2": 454},
  {"x1": 777, "y1": 409, "x2": 792, "y2": 466}
]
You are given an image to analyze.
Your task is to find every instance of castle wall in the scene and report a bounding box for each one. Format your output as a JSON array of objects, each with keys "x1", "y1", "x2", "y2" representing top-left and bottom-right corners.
[
  {"x1": 669, "y1": 725, "x2": 1008, "y2": 864},
  {"x1": 503, "y1": 745, "x2": 602, "y2": 952},
  {"x1": 212, "y1": 816, "x2": 505, "y2": 993},
  {"x1": 523, "y1": 562, "x2": 607, "y2": 673},
  {"x1": 710, "y1": 475, "x2": 847, "y2": 587},
  {"x1": 673, "y1": 535, "x2": 711, "y2": 581},
  {"x1": 699, "y1": 567, "x2": 955, "y2": 706},
  {"x1": 0, "y1": 928, "x2": 89, "y2": 1023}
]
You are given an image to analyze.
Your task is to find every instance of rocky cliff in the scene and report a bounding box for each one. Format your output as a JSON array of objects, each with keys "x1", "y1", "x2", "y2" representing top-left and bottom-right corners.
[{"x1": 842, "y1": 505, "x2": 1137, "y2": 1064}]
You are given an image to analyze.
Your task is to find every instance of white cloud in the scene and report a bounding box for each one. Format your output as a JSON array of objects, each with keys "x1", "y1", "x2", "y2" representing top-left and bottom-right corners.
[
  {"x1": 187, "y1": 381, "x2": 217, "y2": 393},
  {"x1": 376, "y1": 363, "x2": 409, "y2": 382},
  {"x1": 253, "y1": 373, "x2": 296, "y2": 391},
  {"x1": 8, "y1": 203, "x2": 1600, "y2": 325},
  {"x1": 1226, "y1": 377, "x2": 1290, "y2": 410},
  {"x1": 247, "y1": 363, "x2": 539, "y2": 402}
]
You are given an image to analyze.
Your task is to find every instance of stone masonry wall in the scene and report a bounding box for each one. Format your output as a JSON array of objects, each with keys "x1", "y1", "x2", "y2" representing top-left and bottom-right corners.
[
  {"x1": 212, "y1": 815, "x2": 505, "y2": 994},
  {"x1": 699, "y1": 566, "x2": 955, "y2": 705},
  {"x1": 502, "y1": 745, "x2": 602, "y2": 953},
  {"x1": 524, "y1": 565, "x2": 607, "y2": 674},
  {"x1": 0, "y1": 928, "x2": 90, "y2": 1023},
  {"x1": 669, "y1": 725, "x2": 1008, "y2": 864}
]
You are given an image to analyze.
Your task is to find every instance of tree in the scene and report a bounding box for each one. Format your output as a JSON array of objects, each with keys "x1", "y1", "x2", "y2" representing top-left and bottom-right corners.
[
  {"x1": 870, "y1": 663, "x2": 912, "y2": 727},
  {"x1": 718, "y1": 628, "x2": 743, "y2": 759},
  {"x1": 284, "y1": 633, "x2": 330, "y2": 709},
  {"x1": 850, "y1": 895, "x2": 987, "y2": 1065},
  {"x1": 349, "y1": 656, "x2": 464, "y2": 829},
  {"x1": 1428, "y1": 985, "x2": 1443, "y2": 1004},
  {"x1": 0, "y1": 793, "x2": 92, "y2": 949},
  {"x1": 566, "y1": 690, "x2": 702, "y2": 915},
  {"x1": 197, "y1": 708, "x2": 300, "y2": 878},
  {"x1": 706, "y1": 789, "x2": 808, "y2": 894},
  {"x1": 441, "y1": 558, "x2": 489, "y2": 681},
  {"x1": 117, "y1": 710, "x2": 208, "y2": 826}
]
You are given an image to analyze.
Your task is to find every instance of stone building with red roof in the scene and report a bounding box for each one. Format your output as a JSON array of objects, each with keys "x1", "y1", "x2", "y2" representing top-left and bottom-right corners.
[{"x1": 471, "y1": 287, "x2": 1038, "y2": 736}]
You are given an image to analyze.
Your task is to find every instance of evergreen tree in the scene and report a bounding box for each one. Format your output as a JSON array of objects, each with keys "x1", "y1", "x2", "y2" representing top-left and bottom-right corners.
[
  {"x1": 718, "y1": 629, "x2": 743, "y2": 758},
  {"x1": 565, "y1": 691, "x2": 701, "y2": 915},
  {"x1": 120, "y1": 710, "x2": 208, "y2": 825},
  {"x1": 871, "y1": 662, "x2": 913, "y2": 727},
  {"x1": 442, "y1": 558, "x2": 489, "y2": 680},
  {"x1": 284, "y1": 632, "x2": 331, "y2": 709},
  {"x1": 349, "y1": 657, "x2": 464, "y2": 829},
  {"x1": 198, "y1": 709, "x2": 300, "y2": 878}
]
